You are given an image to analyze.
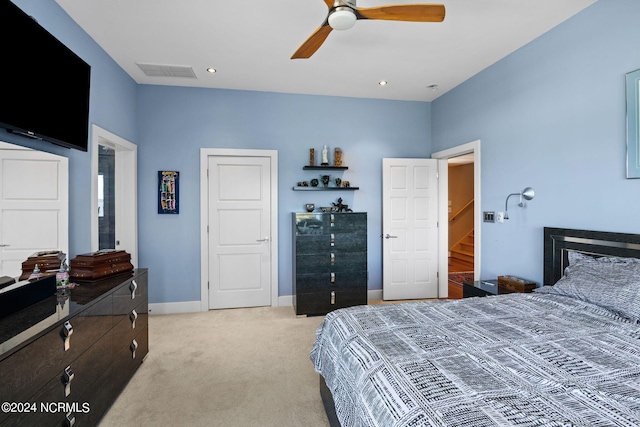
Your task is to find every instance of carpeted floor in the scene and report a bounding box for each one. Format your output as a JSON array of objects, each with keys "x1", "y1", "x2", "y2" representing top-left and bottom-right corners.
[{"x1": 98, "y1": 307, "x2": 329, "y2": 427}]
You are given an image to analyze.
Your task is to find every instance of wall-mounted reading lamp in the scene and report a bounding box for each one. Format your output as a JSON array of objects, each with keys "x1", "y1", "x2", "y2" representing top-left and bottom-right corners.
[{"x1": 504, "y1": 187, "x2": 535, "y2": 219}]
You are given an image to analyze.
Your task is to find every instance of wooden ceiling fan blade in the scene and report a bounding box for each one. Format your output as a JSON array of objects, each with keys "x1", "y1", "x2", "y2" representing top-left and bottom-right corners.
[
  {"x1": 323, "y1": 0, "x2": 334, "y2": 8},
  {"x1": 357, "y1": 4, "x2": 445, "y2": 22},
  {"x1": 291, "y1": 25, "x2": 333, "y2": 59}
]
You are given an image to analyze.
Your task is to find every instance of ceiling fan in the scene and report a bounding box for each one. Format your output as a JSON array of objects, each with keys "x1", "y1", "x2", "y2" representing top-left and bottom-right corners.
[{"x1": 291, "y1": 0, "x2": 445, "y2": 59}]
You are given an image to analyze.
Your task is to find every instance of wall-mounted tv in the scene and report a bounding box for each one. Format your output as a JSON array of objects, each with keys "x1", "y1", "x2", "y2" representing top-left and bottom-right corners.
[{"x1": 0, "y1": 0, "x2": 91, "y2": 152}]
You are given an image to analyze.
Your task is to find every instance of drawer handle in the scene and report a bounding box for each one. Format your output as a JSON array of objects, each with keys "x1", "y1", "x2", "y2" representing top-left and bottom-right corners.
[
  {"x1": 330, "y1": 290, "x2": 336, "y2": 305},
  {"x1": 130, "y1": 309, "x2": 138, "y2": 329},
  {"x1": 65, "y1": 412, "x2": 76, "y2": 427},
  {"x1": 61, "y1": 321, "x2": 73, "y2": 352},
  {"x1": 330, "y1": 233, "x2": 335, "y2": 247},
  {"x1": 330, "y1": 214, "x2": 335, "y2": 226},
  {"x1": 62, "y1": 366, "x2": 75, "y2": 397},
  {"x1": 330, "y1": 272, "x2": 335, "y2": 283},
  {"x1": 131, "y1": 339, "x2": 138, "y2": 359},
  {"x1": 330, "y1": 253, "x2": 335, "y2": 264},
  {"x1": 130, "y1": 280, "x2": 138, "y2": 300}
]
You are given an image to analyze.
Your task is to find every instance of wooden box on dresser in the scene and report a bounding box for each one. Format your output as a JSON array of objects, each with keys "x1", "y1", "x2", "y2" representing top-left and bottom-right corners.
[
  {"x1": 293, "y1": 212, "x2": 367, "y2": 315},
  {"x1": 0, "y1": 269, "x2": 148, "y2": 427}
]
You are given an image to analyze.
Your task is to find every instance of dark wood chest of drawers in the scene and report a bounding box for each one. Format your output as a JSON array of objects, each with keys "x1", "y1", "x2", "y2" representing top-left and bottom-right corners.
[
  {"x1": 293, "y1": 212, "x2": 367, "y2": 315},
  {"x1": 0, "y1": 269, "x2": 148, "y2": 427}
]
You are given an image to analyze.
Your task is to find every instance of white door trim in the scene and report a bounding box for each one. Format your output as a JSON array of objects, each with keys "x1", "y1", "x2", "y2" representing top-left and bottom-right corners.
[
  {"x1": 432, "y1": 140, "x2": 481, "y2": 293},
  {"x1": 200, "y1": 148, "x2": 278, "y2": 311},
  {"x1": 90, "y1": 124, "x2": 138, "y2": 267}
]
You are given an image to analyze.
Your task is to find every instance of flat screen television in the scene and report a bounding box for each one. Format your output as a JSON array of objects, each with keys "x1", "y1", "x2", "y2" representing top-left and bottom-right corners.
[{"x1": 0, "y1": 0, "x2": 91, "y2": 152}]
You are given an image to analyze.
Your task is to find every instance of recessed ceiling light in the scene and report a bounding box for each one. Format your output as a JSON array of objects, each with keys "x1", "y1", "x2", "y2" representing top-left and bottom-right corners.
[
  {"x1": 378, "y1": 80, "x2": 388, "y2": 86},
  {"x1": 207, "y1": 68, "x2": 217, "y2": 74}
]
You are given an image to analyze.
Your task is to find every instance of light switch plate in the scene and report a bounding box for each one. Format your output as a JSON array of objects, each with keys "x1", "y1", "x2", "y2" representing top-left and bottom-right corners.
[{"x1": 483, "y1": 211, "x2": 495, "y2": 222}]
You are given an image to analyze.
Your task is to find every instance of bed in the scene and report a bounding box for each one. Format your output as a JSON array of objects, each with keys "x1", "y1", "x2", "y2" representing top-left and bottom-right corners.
[{"x1": 311, "y1": 227, "x2": 640, "y2": 426}]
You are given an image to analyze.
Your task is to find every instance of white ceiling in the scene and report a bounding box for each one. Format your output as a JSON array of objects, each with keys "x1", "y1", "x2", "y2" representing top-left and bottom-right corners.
[{"x1": 55, "y1": 0, "x2": 596, "y2": 102}]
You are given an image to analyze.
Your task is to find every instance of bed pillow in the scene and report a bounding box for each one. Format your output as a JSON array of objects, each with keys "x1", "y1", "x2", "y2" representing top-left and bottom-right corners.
[{"x1": 536, "y1": 253, "x2": 640, "y2": 323}]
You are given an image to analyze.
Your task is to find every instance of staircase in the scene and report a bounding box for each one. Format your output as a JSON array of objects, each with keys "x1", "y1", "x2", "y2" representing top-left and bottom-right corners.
[{"x1": 449, "y1": 229, "x2": 474, "y2": 272}]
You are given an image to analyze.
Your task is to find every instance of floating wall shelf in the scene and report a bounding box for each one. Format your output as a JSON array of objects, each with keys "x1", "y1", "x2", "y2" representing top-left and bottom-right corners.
[
  {"x1": 292, "y1": 186, "x2": 359, "y2": 191},
  {"x1": 303, "y1": 166, "x2": 348, "y2": 170}
]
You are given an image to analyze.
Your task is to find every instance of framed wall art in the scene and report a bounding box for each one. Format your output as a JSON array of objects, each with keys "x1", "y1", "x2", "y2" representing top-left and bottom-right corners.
[{"x1": 158, "y1": 171, "x2": 179, "y2": 214}]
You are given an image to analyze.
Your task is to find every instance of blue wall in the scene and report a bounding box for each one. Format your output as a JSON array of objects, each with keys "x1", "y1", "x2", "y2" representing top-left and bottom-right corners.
[
  {"x1": 9, "y1": 0, "x2": 639, "y2": 304},
  {"x1": 432, "y1": 0, "x2": 640, "y2": 284},
  {"x1": 136, "y1": 87, "x2": 431, "y2": 303},
  {"x1": 3, "y1": 0, "x2": 137, "y2": 258}
]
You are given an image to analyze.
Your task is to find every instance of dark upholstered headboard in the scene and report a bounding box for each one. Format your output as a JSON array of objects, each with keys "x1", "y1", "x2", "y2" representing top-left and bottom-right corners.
[{"x1": 543, "y1": 227, "x2": 640, "y2": 286}]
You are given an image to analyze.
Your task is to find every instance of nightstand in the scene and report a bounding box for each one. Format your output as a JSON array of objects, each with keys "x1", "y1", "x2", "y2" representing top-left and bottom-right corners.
[{"x1": 462, "y1": 279, "x2": 499, "y2": 298}]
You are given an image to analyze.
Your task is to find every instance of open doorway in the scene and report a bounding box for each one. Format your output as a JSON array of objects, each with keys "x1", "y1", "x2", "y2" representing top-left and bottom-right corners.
[
  {"x1": 447, "y1": 154, "x2": 474, "y2": 298},
  {"x1": 432, "y1": 140, "x2": 481, "y2": 299},
  {"x1": 91, "y1": 125, "x2": 138, "y2": 267}
]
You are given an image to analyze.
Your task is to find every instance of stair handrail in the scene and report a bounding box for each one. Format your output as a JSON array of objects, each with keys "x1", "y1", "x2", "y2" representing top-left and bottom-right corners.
[{"x1": 449, "y1": 198, "x2": 474, "y2": 222}]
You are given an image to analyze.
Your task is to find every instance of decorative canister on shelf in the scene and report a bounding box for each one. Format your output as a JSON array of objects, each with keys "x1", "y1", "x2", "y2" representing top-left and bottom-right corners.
[
  {"x1": 309, "y1": 148, "x2": 315, "y2": 166},
  {"x1": 334, "y1": 147, "x2": 343, "y2": 166}
]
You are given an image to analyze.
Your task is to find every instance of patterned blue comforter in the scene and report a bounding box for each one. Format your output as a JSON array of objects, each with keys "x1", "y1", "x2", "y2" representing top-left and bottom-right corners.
[{"x1": 311, "y1": 293, "x2": 640, "y2": 426}]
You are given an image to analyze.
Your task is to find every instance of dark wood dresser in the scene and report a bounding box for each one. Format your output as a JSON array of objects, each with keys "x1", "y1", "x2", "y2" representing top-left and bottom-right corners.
[
  {"x1": 0, "y1": 269, "x2": 148, "y2": 427},
  {"x1": 293, "y1": 212, "x2": 367, "y2": 315}
]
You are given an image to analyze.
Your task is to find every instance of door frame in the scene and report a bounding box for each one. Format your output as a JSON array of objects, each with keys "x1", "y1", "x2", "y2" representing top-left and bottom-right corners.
[
  {"x1": 432, "y1": 140, "x2": 481, "y2": 294},
  {"x1": 200, "y1": 148, "x2": 278, "y2": 311},
  {"x1": 90, "y1": 124, "x2": 138, "y2": 267}
]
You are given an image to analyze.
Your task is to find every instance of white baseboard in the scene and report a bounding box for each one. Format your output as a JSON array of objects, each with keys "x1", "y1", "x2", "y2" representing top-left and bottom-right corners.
[
  {"x1": 148, "y1": 301, "x2": 202, "y2": 315},
  {"x1": 278, "y1": 295, "x2": 293, "y2": 307},
  {"x1": 276, "y1": 290, "x2": 383, "y2": 307},
  {"x1": 367, "y1": 289, "x2": 383, "y2": 301},
  {"x1": 151, "y1": 291, "x2": 382, "y2": 315}
]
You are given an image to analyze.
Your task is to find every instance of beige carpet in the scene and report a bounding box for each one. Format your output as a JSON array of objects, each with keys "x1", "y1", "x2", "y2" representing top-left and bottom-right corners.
[{"x1": 98, "y1": 307, "x2": 329, "y2": 427}]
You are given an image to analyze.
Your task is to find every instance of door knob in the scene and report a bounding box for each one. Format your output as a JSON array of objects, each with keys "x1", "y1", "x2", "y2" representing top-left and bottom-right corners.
[
  {"x1": 256, "y1": 237, "x2": 270, "y2": 242},
  {"x1": 383, "y1": 234, "x2": 398, "y2": 239}
]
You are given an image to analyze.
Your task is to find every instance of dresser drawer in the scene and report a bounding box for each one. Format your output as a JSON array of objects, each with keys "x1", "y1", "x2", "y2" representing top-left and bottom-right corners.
[
  {"x1": 327, "y1": 213, "x2": 367, "y2": 234},
  {"x1": 112, "y1": 327, "x2": 149, "y2": 388},
  {"x1": 113, "y1": 272, "x2": 148, "y2": 316},
  {"x1": 295, "y1": 288, "x2": 367, "y2": 316},
  {"x1": 294, "y1": 213, "x2": 367, "y2": 235},
  {"x1": 296, "y1": 252, "x2": 367, "y2": 273},
  {"x1": 0, "y1": 329, "x2": 113, "y2": 427},
  {"x1": 296, "y1": 233, "x2": 367, "y2": 254},
  {"x1": 0, "y1": 295, "x2": 112, "y2": 404},
  {"x1": 295, "y1": 271, "x2": 367, "y2": 294},
  {"x1": 113, "y1": 297, "x2": 148, "y2": 349}
]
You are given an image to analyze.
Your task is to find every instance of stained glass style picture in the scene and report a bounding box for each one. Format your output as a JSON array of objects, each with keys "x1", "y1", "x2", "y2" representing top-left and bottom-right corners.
[{"x1": 158, "y1": 171, "x2": 179, "y2": 214}]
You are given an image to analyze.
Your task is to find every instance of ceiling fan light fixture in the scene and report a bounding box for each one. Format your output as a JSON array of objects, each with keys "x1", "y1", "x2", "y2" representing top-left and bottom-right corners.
[{"x1": 328, "y1": 7, "x2": 357, "y2": 30}]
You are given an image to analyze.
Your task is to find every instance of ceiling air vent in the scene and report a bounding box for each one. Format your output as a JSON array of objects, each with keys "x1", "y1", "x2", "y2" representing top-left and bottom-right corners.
[{"x1": 136, "y1": 63, "x2": 197, "y2": 78}]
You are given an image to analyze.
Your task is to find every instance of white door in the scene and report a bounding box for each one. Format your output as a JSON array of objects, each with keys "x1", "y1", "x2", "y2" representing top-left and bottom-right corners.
[
  {"x1": 207, "y1": 155, "x2": 272, "y2": 309},
  {"x1": 382, "y1": 158, "x2": 439, "y2": 300},
  {"x1": 0, "y1": 144, "x2": 68, "y2": 278}
]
